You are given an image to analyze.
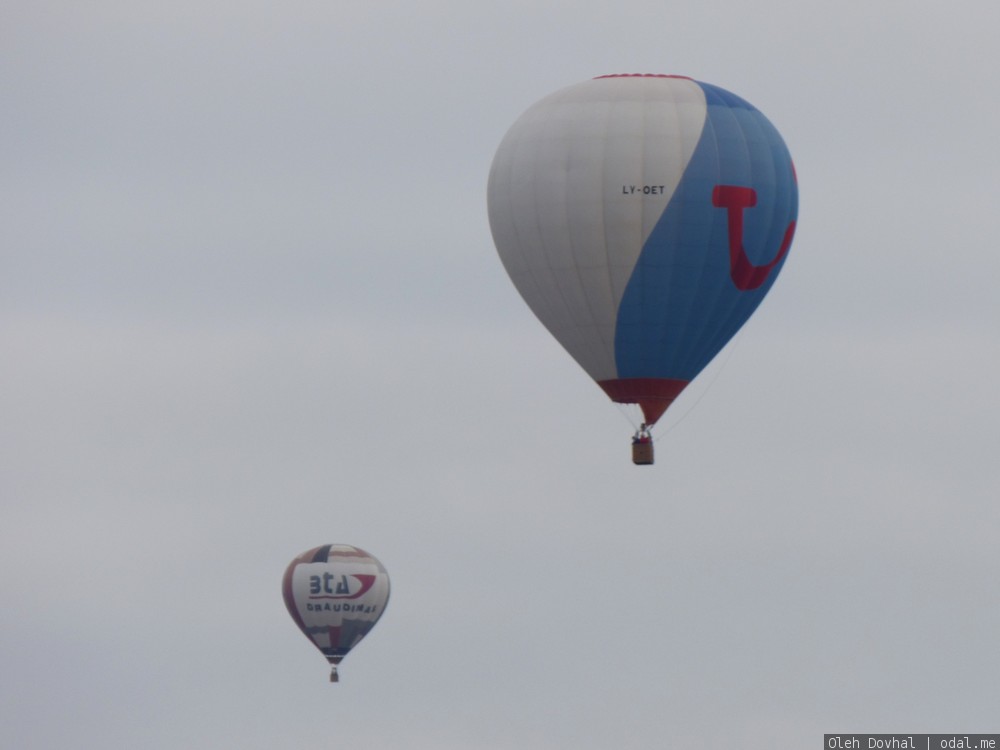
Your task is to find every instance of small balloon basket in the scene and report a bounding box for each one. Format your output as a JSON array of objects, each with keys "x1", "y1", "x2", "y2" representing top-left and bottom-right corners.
[{"x1": 631, "y1": 427, "x2": 654, "y2": 465}]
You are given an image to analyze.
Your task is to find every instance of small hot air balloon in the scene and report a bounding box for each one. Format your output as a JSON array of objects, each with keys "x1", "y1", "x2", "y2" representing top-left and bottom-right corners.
[
  {"x1": 487, "y1": 74, "x2": 798, "y2": 464},
  {"x1": 282, "y1": 544, "x2": 390, "y2": 682}
]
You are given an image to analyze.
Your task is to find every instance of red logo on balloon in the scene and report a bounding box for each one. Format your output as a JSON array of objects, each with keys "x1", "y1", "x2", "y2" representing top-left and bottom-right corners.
[
  {"x1": 308, "y1": 573, "x2": 377, "y2": 600},
  {"x1": 712, "y1": 185, "x2": 796, "y2": 291}
]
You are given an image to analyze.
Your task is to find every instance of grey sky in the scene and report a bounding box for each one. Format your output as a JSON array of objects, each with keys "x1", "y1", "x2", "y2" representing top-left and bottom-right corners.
[{"x1": 3, "y1": 1, "x2": 999, "y2": 748}]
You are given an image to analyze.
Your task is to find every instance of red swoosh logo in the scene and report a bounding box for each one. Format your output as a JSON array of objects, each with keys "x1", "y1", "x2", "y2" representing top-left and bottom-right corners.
[
  {"x1": 308, "y1": 574, "x2": 377, "y2": 600},
  {"x1": 712, "y1": 185, "x2": 796, "y2": 291}
]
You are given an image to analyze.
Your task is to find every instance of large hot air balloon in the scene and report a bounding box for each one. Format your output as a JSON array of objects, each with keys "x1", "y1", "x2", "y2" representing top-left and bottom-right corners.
[
  {"x1": 487, "y1": 74, "x2": 798, "y2": 464},
  {"x1": 282, "y1": 544, "x2": 390, "y2": 682}
]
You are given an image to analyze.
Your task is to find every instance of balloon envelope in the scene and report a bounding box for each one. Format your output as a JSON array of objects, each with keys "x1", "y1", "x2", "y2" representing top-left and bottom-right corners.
[
  {"x1": 282, "y1": 544, "x2": 390, "y2": 682},
  {"x1": 487, "y1": 74, "x2": 798, "y2": 426}
]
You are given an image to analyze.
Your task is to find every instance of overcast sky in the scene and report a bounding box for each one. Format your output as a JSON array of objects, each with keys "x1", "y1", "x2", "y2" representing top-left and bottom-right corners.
[{"x1": 3, "y1": 2, "x2": 1000, "y2": 748}]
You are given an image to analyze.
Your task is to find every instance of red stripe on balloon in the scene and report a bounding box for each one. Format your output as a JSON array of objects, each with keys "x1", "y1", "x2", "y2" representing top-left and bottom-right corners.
[{"x1": 597, "y1": 378, "x2": 689, "y2": 426}]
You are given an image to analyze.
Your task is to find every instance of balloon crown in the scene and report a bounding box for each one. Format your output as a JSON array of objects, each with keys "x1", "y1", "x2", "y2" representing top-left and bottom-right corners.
[{"x1": 593, "y1": 73, "x2": 693, "y2": 80}]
